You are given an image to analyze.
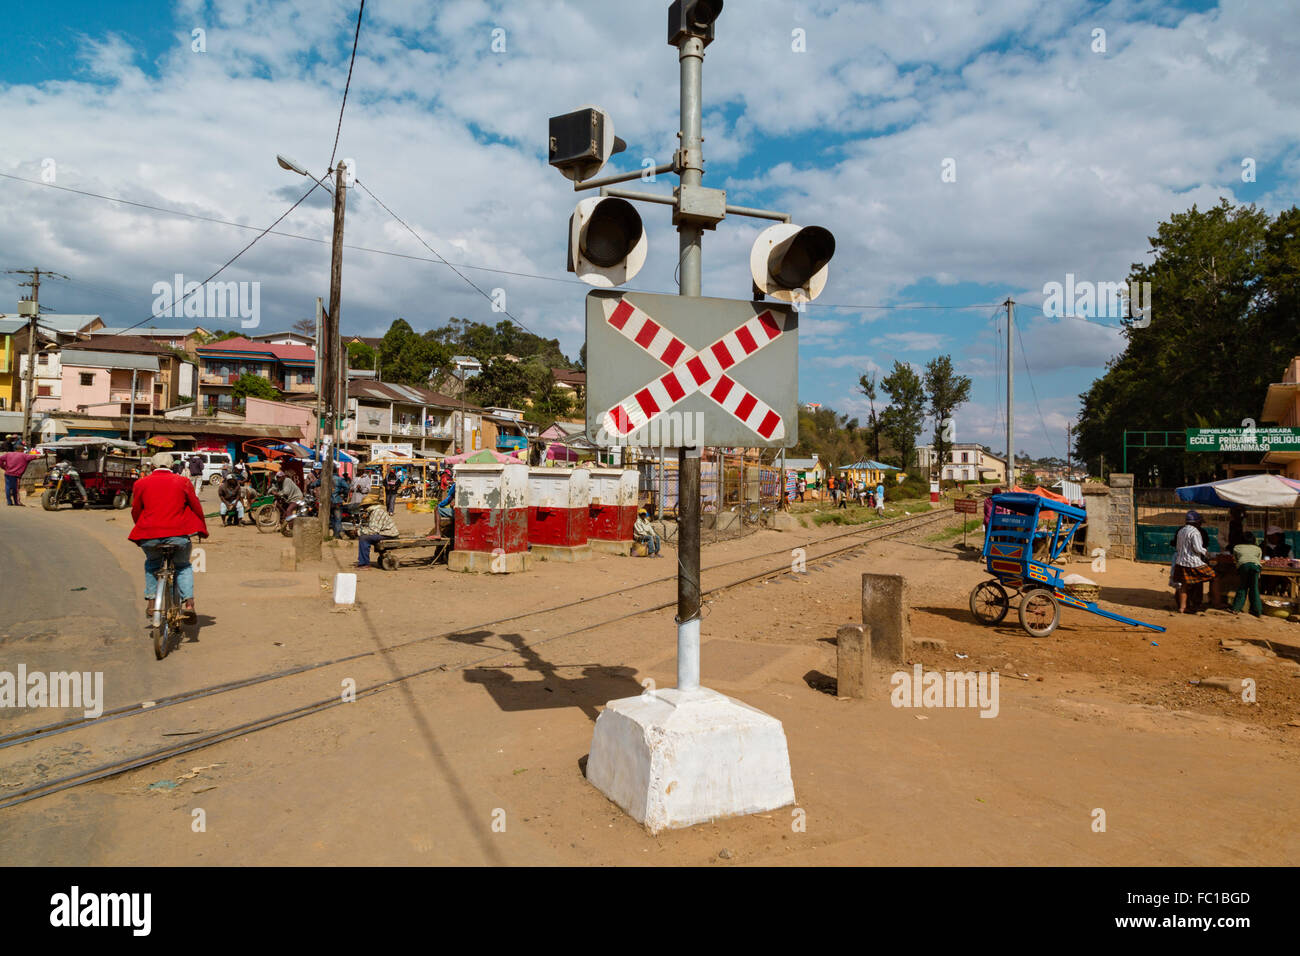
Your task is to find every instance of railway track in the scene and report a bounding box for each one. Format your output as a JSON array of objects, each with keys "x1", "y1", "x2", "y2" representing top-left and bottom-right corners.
[{"x1": 0, "y1": 506, "x2": 951, "y2": 810}]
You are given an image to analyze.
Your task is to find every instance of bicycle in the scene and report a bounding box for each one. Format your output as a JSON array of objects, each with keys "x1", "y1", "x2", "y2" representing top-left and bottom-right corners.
[{"x1": 148, "y1": 539, "x2": 199, "y2": 660}]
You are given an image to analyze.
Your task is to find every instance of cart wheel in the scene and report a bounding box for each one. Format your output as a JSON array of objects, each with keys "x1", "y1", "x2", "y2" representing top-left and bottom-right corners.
[
  {"x1": 113, "y1": 491, "x2": 130, "y2": 510},
  {"x1": 969, "y1": 580, "x2": 1010, "y2": 625},
  {"x1": 41, "y1": 490, "x2": 57, "y2": 511},
  {"x1": 254, "y1": 504, "x2": 280, "y2": 534},
  {"x1": 1019, "y1": 589, "x2": 1060, "y2": 638},
  {"x1": 379, "y1": 551, "x2": 398, "y2": 571}
]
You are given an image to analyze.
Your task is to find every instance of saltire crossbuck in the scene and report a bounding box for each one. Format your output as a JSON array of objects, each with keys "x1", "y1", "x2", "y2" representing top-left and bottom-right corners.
[{"x1": 600, "y1": 296, "x2": 793, "y2": 441}]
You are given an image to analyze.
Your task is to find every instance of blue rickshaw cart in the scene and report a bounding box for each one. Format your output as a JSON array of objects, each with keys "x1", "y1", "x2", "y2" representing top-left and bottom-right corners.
[{"x1": 970, "y1": 492, "x2": 1166, "y2": 637}]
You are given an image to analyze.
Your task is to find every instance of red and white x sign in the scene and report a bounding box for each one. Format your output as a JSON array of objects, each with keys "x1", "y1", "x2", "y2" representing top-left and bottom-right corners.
[{"x1": 600, "y1": 296, "x2": 792, "y2": 441}]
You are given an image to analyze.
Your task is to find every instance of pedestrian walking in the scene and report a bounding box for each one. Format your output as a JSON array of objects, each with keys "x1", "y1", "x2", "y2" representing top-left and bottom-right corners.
[
  {"x1": 1170, "y1": 510, "x2": 1214, "y2": 613},
  {"x1": 1, "y1": 447, "x2": 36, "y2": 505},
  {"x1": 383, "y1": 468, "x2": 400, "y2": 514},
  {"x1": 876, "y1": 481, "x2": 885, "y2": 515},
  {"x1": 187, "y1": 453, "x2": 204, "y2": 494}
]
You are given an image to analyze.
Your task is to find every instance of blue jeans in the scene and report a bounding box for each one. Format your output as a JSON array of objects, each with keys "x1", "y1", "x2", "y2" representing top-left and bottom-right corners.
[
  {"x1": 138, "y1": 537, "x2": 195, "y2": 600},
  {"x1": 636, "y1": 533, "x2": 660, "y2": 555},
  {"x1": 4, "y1": 474, "x2": 18, "y2": 505},
  {"x1": 358, "y1": 534, "x2": 393, "y2": 566}
]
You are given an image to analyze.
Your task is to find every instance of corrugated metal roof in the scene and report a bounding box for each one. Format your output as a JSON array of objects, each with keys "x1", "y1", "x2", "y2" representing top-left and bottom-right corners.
[{"x1": 59, "y1": 350, "x2": 159, "y2": 371}]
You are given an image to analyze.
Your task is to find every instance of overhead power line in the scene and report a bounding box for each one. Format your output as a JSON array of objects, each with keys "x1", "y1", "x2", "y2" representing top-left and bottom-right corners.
[
  {"x1": 113, "y1": 180, "x2": 326, "y2": 336},
  {"x1": 329, "y1": 1, "x2": 366, "y2": 170}
]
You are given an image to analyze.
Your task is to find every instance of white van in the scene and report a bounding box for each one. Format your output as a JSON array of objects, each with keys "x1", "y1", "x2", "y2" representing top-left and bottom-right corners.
[{"x1": 180, "y1": 451, "x2": 234, "y2": 485}]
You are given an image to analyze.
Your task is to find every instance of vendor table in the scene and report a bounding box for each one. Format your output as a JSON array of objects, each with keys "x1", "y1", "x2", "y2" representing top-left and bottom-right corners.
[{"x1": 1259, "y1": 566, "x2": 1300, "y2": 601}]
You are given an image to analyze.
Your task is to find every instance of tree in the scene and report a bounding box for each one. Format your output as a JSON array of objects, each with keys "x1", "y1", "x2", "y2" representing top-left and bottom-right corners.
[
  {"x1": 923, "y1": 354, "x2": 973, "y2": 478},
  {"x1": 347, "y1": 342, "x2": 375, "y2": 371},
  {"x1": 470, "y1": 358, "x2": 533, "y2": 410},
  {"x1": 528, "y1": 379, "x2": 574, "y2": 424},
  {"x1": 577, "y1": 343, "x2": 587, "y2": 372},
  {"x1": 857, "y1": 372, "x2": 883, "y2": 461},
  {"x1": 231, "y1": 373, "x2": 279, "y2": 404},
  {"x1": 1074, "y1": 199, "x2": 1300, "y2": 484},
  {"x1": 376, "y1": 319, "x2": 451, "y2": 386},
  {"x1": 291, "y1": 316, "x2": 317, "y2": 338},
  {"x1": 879, "y1": 360, "x2": 926, "y2": 472}
]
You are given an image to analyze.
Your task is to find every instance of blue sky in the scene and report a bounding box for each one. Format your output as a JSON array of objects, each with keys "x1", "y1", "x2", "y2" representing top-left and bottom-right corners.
[{"x1": 1, "y1": 0, "x2": 1297, "y2": 458}]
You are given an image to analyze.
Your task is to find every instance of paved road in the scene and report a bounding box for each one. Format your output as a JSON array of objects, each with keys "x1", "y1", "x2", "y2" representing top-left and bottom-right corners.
[{"x1": 0, "y1": 503, "x2": 161, "y2": 712}]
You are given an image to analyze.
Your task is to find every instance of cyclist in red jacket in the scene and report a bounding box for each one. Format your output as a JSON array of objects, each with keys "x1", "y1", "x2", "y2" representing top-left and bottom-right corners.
[{"x1": 130, "y1": 452, "x2": 209, "y2": 620}]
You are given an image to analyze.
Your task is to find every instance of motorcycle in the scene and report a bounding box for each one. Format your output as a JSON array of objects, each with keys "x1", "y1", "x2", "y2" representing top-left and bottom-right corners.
[{"x1": 280, "y1": 492, "x2": 318, "y2": 537}]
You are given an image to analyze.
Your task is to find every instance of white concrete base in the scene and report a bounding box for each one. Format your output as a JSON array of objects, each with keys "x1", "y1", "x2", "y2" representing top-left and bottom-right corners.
[{"x1": 585, "y1": 686, "x2": 795, "y2": 834}]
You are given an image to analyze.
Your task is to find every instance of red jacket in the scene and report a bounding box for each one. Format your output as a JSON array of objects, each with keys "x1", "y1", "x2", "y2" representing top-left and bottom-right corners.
[{"x1": 129, "y1": 469, "x2": 209, "y2": 542}]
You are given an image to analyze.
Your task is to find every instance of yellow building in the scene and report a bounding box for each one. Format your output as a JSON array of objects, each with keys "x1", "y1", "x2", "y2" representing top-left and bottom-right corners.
[
  {"x1": 1260, "y1": 356, "x2": 1300, "y2": 478},
  {"x1": 0, "y1": 322, "x2": 15, "y2": 410}
]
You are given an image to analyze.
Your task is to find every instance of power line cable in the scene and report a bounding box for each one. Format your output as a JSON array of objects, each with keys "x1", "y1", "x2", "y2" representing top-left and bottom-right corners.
[
  {"x1": 0, "y1": 173, "x2": 1030, "y2": 315},
  {"x1": 354, "y1": 177, "x2": 544, "y2": 339},
  {"x1": 1015, "y1": 317, "x2": 1059, "y2": 458},
  {"x1": 329, "y1": 1, "x2": 366, "y2": 170},
  {"x1": 112, "y1": 180, "x2": 326, "y2": 336}
]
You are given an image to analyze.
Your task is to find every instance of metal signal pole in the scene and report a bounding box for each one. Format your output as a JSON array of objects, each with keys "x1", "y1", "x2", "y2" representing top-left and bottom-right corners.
[{"x1": 674, "y1": 31, "x2": 706, "y2": 693}]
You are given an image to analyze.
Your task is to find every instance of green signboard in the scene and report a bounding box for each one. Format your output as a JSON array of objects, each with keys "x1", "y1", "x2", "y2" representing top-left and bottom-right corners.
[{"x1": 1185, "y1": 427, "x2": 1300, "y2": 453}]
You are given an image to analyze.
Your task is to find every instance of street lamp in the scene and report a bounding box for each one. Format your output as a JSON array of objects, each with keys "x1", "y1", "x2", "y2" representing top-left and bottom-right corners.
[
  {"x1": 451, "y1": 356, "x2": 482, "y2": 454},
  {"x1": 276, "y1": 154, "x2": 310, "y2": 177}
]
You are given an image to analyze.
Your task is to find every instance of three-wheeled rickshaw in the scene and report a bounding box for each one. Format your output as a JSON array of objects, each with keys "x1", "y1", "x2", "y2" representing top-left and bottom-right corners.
[
  {"x1": 38, "y1": 437, "x2": 144, "y2": 511},
  {"x1": 970, "y1": 491, "x2": 1165, "y2": 637}
]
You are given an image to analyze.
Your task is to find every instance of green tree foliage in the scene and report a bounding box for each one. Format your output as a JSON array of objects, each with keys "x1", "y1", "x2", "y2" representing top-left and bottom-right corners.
[
  {"x1": 347, "y1": 342, "x2": 375, "y2": 370},
  {"x1": 1076, "y1": 200, "x2": 1300, "y2": 483},
  {"x1": 857, "y1": 372, "x2": 883, "y2": 461},
  {"x1": 231, "y1": 372, "x2": 279, "y2": 403},
  {"x1": 923, "y1": 354, "x2": 973, "y2": 475},
  {"x1": 791, "y1": 406, "x2": 883, "y2": 472},
  {"x1": 527, "y1": 379, "x2": 574, "y2": 424},
  {"x1": 428, "y1": 318, "x2": 572, "y2": 371},
  {"x1": 880, "y1": 360, "x2": 926, "y2": 471},
  {"x1": 376, "y1": 319, "x2": 452, "y2": 386},
  {"x1": 470, "y1": 358, "x2": 533, "y2": 410}
]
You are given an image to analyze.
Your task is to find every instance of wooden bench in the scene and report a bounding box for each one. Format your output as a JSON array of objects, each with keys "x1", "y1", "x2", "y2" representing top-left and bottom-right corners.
[{"x1": 373, "y1": 535, "x2": 450, "y2": 570}]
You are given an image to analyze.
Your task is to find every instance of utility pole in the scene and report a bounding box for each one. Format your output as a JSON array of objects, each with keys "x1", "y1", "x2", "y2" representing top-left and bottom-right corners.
[
  {"x1": 321, "y1": 164, "x2": 347, "y2": 540},
  {"x1": 1005, "y1": 296, "x2": 1014, "y2": 488},
  {"x1": 7, "y1": 268, "x2": 67, "y2": 446},
  {"x1": 314, "y1": 297, "x2": 324, "y2": 449},
  {"x1": 1065, "y1": 420, "x2": 1071, "y2": 477}
]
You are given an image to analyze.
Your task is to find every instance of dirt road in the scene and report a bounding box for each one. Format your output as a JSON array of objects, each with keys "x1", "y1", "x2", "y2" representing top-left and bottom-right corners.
[{"x1": 2, "y1": 494, "x2": 1298, "y2": 865}]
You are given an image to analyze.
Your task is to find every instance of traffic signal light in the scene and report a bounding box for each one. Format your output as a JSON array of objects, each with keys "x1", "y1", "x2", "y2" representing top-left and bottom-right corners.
[
  {"x1": 548, "y1": 107, "x2": 627, "y2": 183},
  {"x1": 749, "y1": 223, "x2": 836, "y2": 302},
  {"x1": 568, "y1": 197, "x2": 647, "y2": 287},
  {"x1": 668, "y1": 0, "x2": 724, "y2": 46}
]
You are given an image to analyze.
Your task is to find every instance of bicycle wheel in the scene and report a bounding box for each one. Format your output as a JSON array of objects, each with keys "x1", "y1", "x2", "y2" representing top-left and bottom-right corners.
[
  {"x1": 152, "y1": 571, "x2": 174, "y2": 660},
  {"x1": 969, "y1": 580, "x2": 1010, "y2": 625},
  {"x1": 1018, "y1": 589, "x2": 1061, "y2": 638}
]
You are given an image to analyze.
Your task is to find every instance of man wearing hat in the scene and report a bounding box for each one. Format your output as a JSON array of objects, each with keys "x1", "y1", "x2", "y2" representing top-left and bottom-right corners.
[
  {"x1": 0, "y1": 443, "x2": 37, "y2": 505},
  {"x1": 1171, "y1": 510, "x2": 1214, "y2": 613},
  {"x1": 355, "y1": 491, "x2": 399, "y2": 569},
  {"x1": 633, "y1": 508, "x2": 661, "y2": 557}
]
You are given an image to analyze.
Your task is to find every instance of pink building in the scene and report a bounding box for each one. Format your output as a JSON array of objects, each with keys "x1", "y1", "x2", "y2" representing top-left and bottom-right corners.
[
  {"x1": 244, "y1": 395, "x2": 317, "y2": 443},
  {"x1": 59, "y1": 349, "x2": 159, "y2": 417}
]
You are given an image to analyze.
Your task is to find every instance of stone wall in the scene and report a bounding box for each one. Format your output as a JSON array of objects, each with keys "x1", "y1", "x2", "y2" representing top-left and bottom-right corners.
[
  {"x1": 1107, "y1": 473, "x2": 1135, "y2": 559},
  {"x1": 1079, "y1": 474, "x2": 1135, "y2": 561}
]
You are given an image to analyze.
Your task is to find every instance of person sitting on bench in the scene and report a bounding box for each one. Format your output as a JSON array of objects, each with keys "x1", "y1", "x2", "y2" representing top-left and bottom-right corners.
[
  {"x1": 437, "y1": 478, "x2": 456, "y2": 535},
  {"x1": 634, "y1": 508, "x2": 661, "y2": 557},
  {"x1": 355, "y1": 492, "x2": 399, "y2": 569}
]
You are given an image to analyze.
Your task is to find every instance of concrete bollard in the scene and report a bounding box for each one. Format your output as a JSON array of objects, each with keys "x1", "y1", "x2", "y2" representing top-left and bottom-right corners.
[
  {"x1": 861, "y1": 573, "x2": 909, "y2": 664},
  {"x1": 293, "y1": 516, "x2": 322, "y2": 564},
  {"x1": 836, "y1": 623, "x2": 870, "y2": 698}
]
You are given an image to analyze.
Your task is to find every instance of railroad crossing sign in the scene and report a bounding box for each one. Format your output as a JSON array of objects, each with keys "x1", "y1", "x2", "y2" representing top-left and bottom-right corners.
[{"x1": 585, "y1": 290, "x2": 798, "y2": 448}]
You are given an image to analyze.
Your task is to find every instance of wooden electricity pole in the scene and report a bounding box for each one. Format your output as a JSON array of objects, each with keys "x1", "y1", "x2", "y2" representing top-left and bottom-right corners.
[
  {"x1": 320, "y1": 165, "x2": 347, "y2": 538},
  {"x1": 7, "y1": 267, "x2": 67, "y2": 445}
]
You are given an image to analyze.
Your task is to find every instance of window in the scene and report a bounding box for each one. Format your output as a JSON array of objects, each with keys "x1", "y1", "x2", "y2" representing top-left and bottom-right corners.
[
  {"x1": 79, "y1": 373, "x2": 95, "y2": 387},
  {"x1": 37, "y1": 386, "x2": 52, "y2": 397},
  {"x1": 37, "y1": 352, "x2": 48, "y2": 365}
]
